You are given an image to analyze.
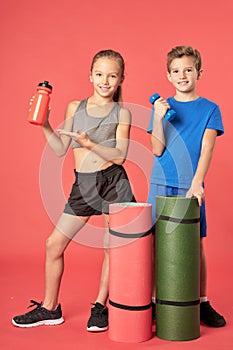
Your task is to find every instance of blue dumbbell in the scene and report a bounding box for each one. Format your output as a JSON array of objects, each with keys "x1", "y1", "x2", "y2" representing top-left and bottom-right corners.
[{"x1": 149, "y1": 93, "x2": 176, "y2": 121}]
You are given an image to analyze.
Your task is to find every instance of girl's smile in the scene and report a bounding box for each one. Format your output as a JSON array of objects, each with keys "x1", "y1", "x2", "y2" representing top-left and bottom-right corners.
[{"x1": 90, "y1": 58, "x2": 123, "y2": 99}]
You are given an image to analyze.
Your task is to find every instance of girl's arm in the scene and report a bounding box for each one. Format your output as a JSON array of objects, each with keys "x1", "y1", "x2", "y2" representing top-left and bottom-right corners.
[
  {"x1": 186, "y1": 129, "x2": 217, "y2": 206},
  {"x1": 150, "y1": 98, "x2": 170, "y2": 156},
  {"x1": 41, "y1": 101, "x2": 78, "y2": 157},
  {"x1": 58, "y1": 107, "x2": 132, "y2": 165}
]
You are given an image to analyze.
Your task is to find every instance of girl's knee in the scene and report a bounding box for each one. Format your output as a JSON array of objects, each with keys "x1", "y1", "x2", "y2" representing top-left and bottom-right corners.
[{"x1": 46, "y1": 235, "x2": 64, "y2": 258}]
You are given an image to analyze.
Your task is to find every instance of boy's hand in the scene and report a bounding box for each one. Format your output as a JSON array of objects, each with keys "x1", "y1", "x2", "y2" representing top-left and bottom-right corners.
[
  {"x1": 186, "y1": 181, "x2": 205, "y2": 206},
  {"x1": 153, "y1": 97, "x2": 170, "y2": 119}
]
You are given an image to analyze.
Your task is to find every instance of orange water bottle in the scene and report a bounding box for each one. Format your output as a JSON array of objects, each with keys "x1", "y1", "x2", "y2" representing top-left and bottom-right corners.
[{"x1": 28, "y1": 81, "x2": 53, "y2": 125}]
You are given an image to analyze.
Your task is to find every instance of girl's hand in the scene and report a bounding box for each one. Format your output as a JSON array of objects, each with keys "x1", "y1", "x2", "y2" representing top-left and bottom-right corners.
[
  {"x1": 186, "y1": 181, "x2": 205, "y2": 206},
  {"x1": 58, "y1": 129, "x2": 90, "y2": 146},
  {"x1": 29, "y1": 95, "x2": 51, "y2": 126},
  {"x1": 42, "y1": 106, "x2": 51, "y2": 127}
]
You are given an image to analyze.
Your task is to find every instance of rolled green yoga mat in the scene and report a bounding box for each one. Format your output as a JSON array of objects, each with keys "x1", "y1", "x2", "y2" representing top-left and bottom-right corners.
[{"x1": 156, "y1": 196, "x2": 200, "y2": 341}]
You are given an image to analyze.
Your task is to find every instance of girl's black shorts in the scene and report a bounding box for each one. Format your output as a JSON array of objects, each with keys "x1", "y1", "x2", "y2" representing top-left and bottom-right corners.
[{"x1": 64, "y1": 164, "x2": 136, "y2": 216}]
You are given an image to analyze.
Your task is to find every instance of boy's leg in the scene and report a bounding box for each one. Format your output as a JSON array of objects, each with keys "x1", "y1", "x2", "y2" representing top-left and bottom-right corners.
[
  {"x1": 199, "y1": 220, "x2": 226, "y2": 327},
  {"x1": 200, "y1": 238, "x2": 207, "y2": 298}
]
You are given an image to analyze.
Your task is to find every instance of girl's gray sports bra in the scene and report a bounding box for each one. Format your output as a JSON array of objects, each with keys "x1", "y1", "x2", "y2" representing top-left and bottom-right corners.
[{"x1": 71, "y1": 99, "x2": 120, "y2": 149}]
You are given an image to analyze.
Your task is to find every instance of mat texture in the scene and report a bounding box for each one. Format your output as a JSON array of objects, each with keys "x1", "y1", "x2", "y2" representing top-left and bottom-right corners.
[
  {"x1": 109, "y1": 203, "x2": 152, "y2": 343},
  {"x1": 156, "y1": 196, "x2": 200, "y2": 341}
]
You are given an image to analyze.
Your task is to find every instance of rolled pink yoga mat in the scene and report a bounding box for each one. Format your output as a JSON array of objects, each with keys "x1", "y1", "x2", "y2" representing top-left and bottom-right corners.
[{"x1": 109, "y1": 203, "x2": 152, "y2": 343}]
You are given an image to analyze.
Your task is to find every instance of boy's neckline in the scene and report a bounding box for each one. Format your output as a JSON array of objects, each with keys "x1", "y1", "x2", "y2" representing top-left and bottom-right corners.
[{"x1": 172, "y1": 96, "x2": 201, "y2": 103}]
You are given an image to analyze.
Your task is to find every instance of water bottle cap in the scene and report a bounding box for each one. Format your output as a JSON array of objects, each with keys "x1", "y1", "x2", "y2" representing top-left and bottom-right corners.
[{"x1": 38, "y1": 81, "x2": 53, "y2": 90}]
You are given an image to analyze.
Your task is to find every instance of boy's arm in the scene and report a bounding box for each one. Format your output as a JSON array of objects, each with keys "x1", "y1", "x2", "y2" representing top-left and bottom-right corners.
[
  {"x1": 150, "y1": 98, "x2": 170, "y2": 156},
  {"x1": 150, "y1": 117, "x2": 165, "y2": 156},
  {"x1": 186, "y1": 129, "x2": 217, "y2": 206}
]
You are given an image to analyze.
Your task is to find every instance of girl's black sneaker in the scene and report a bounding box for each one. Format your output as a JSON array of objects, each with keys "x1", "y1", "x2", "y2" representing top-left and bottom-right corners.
[
  {"x1": 87, "y1": 302, "x2": 108, "y2": 332},
  {"x1": 12, "y1": 300, "x2": 64, "y2": 328}
]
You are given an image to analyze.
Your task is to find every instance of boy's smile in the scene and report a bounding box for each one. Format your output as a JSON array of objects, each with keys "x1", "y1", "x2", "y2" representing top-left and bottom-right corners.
[{"x1": 167, "y1": 55, "x2": 202, "y2": 99}]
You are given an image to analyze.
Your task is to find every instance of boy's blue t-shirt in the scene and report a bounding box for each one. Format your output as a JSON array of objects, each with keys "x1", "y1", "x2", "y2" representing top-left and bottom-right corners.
[{"x1": 147, "y1": 97, "x2": 224, "y2": 188}]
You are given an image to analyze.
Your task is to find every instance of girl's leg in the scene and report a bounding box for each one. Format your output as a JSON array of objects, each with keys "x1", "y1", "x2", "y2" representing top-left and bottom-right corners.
[
  {"x1": 94, "y1": 214, "x2": 109, "y2": 306},
  {"x1": 86, "y1": 215, "x2": 109, "y2": 332},
  {"x1": 43, "y1": 213, "x2": 89, "y2": 310}
]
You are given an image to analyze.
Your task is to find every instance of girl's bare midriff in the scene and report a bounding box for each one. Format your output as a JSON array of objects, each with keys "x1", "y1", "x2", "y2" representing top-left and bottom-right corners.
[{"x1": 73, "y1": 147, "x2": 113, "y2": 173}]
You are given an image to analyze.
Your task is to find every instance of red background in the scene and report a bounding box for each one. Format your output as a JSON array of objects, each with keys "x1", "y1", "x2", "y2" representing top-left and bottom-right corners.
[{"x1": 1, "y1": 0, "x2": 233, "y2": 349}]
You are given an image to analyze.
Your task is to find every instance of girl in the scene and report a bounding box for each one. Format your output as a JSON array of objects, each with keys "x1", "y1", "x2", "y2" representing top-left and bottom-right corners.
[{"x1": 12, "y1": 49, "x2": 135, "y2": 332}]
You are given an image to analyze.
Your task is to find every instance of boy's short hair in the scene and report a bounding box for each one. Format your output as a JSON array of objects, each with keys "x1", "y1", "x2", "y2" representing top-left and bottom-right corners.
[{"x1": 167, "y1": 46, "x2": 202, "y2": 73}]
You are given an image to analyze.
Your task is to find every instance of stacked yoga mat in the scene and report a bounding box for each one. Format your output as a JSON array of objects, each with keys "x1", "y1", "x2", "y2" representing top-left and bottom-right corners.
[
  {"x1": 156, "y1": 196, "x2": 200, "y2": 341},
  {"x1": 109, "y1": 203, "x2": 152, "y2": 343},
  {"x1": 108, "y1": 196, "x2": 200, "y2": 342}
]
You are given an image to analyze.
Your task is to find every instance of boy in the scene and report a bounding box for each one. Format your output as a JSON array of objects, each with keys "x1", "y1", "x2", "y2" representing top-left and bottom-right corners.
[{"x1": 148, "y1": 45, "x2": 226, "y2": 327}]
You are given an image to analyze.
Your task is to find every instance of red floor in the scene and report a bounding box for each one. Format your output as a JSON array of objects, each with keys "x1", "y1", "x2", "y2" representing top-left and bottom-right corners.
[{"x1": 1, "y1": 238, "x2": 232, "y2": 350}]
